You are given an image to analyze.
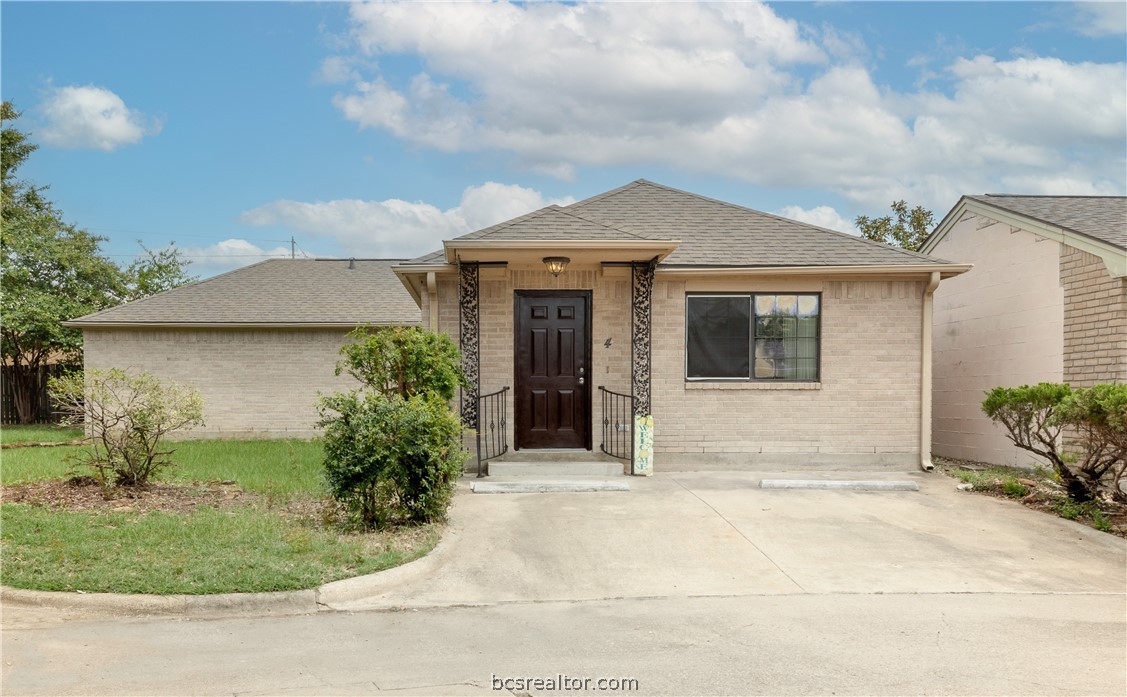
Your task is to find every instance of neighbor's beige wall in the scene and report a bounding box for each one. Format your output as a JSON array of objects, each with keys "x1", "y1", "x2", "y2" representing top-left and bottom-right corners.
[
  {"x1": 930, "y1": 212, "x2": 1065, "y2": 466},
  {"x1": 1061, "y1": 245, "x2": 1127, "y2": 387},
  {"x1": 83, "y1": 328, "x2": 358, "y2": 438},
  {"x1": 432, "y1": 267, "x2": 926, "y2": 469}
]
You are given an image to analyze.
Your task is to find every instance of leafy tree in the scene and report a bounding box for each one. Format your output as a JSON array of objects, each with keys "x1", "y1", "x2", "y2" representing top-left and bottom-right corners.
[
  {"x1": 319, "y1": 327, "x2": 467, "y2": 529},
  {"x1": 1, "y1": 102, "x2": 195, "y2": 423},
  {"x1": 50, "y1": 369, "x2": 205, "y2": 487},
  {"x1": 855, "y1": 200, "x2": 935, "y2": 251}
]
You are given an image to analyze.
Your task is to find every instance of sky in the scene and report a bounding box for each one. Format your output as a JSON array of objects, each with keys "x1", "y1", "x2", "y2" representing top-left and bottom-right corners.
[{"x1": 2, "y1": 1, "x2": 1125, "y2": 278}]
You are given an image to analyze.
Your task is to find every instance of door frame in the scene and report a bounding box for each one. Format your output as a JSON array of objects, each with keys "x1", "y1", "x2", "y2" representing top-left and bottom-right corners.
[{"x1": 512, "y1": 289, "x2": 593, "y2": 451}]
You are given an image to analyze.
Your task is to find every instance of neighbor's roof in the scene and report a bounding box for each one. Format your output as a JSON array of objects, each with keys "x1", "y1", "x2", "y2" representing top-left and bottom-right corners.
[
  {"x1": 65, "y1": 259, "x2": 421, "y2": 327},
  {"x1": 401, "y1": 179, "x2": 958, "y2": 269},
  {"x1": 964, "y1": 195, "x2": 1126, "y2": 249}
]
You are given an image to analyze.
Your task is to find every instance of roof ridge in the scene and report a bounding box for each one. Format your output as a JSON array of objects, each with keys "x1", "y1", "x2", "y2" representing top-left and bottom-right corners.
[
  {"x1": 582, "y1": 179, "x2": 948, "y2": 263},
  {"x1": 561, "y1": 179, "x2": 648, "y2": 210},
  {"x1": 450, "y1": 204, "x2": 562, "y2": 241},
  {"x1": 549, "y1": 206, "x2": 649, "y2": 239},
  {"x1": 978, "y1": 194, "x2": 1127, "y2": 200}
]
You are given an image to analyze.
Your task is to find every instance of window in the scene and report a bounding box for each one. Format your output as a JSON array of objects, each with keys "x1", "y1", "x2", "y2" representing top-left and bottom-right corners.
[{"x1": 686, "y1": 294, "x2": 820, "y2": 381}]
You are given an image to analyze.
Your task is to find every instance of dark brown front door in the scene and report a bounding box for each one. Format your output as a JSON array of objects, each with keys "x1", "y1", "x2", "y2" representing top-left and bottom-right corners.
[{"x1": 514, "y1": 291, "x2": 591, "y2": 450}]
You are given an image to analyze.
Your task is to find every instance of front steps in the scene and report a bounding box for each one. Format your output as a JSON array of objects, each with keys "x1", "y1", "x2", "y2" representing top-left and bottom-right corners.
[{"x1": 487, "y1": 459, "x2": 624, "y2": 477}]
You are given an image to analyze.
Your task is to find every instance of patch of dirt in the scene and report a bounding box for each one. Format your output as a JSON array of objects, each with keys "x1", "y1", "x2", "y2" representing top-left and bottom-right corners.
[
  {"x1": 934, "y1": 456, "x2": 1127, "y2": 538},
  {"x1": 2, "y1": 477, "x2": 348, "y2": 530}
]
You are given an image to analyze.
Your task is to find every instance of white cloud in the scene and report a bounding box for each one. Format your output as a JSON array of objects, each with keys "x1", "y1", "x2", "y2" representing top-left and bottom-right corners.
[
  {"x1": 179, "y1": 239, "x2": 292, "y2": 277},
  {"x1": 239, "y1": 182, "x2": 574, "y2": 258},
  {"x1": 39, "y1": 85, "x2": 160, "y2": 151},
  {"x1": 777, "y1": 205, "x2": 857, "y2": 235},
  {"x1": 326, "y1": 1, "x2": 1125, "y2": 212},
  {"x1": 1072, "y1": 3, "x2": 1126, "y2": 37}
]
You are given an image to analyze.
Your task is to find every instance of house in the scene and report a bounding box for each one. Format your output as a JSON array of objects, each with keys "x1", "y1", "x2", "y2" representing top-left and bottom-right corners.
[
  {"x1": 921, "y1": 195, "x2": 1127, "y2": 467},
  {"x1": 64, "y1": 259, "x2": 420, "y2": 438},
  {"x1": 393, "y1": 180, "x2": 970, "y2": 473}
]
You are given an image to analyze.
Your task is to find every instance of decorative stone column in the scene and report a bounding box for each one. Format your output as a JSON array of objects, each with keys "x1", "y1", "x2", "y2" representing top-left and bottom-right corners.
[
  {"x1": 631, "y1": 259, "x2": 657, "y2": 475},
  {"x1": 458, "y1": 261, "x2": 480, "y2": 429}
]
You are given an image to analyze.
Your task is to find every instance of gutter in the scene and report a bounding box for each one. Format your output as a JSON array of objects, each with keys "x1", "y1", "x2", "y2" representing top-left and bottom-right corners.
[
  {"x1": 61, "y1": 321, "x2": 416, "y2": 329},
  {"x1": 920, "y1": 271, "x2": 941, "y2": 472}
]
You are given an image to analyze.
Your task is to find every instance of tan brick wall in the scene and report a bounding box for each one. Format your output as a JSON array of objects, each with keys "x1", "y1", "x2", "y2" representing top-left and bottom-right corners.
[
  {"x1": 651, "y1": 277, "x2": 923, "y2": 468},
  {"x1": 1061, "y1": 245, "x2": 1127, "y2": 387},
  {"x1": 82, "y1": 328, "x2": 359, "y2": 438},
  {"x1": 433, "y1": 268, "x2": 925, "y2": 469}
]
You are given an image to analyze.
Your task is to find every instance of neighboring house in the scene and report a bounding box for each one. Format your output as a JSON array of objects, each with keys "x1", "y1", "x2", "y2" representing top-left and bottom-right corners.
[
  {"x1": 921, "y1": 195, "x2": 1127, "y2": 467},
  {"x1": 394, "y1": 180, "x2": 970, "y2": 473},
  {"x1": 64, "y1": 259, "x2": 420, "y2": 438}
]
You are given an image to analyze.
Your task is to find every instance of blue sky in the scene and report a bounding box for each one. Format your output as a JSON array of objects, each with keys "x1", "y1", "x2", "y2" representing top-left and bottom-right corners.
[{"x1": 3, "y1": 1, "x2": 1124, "y2": 277}]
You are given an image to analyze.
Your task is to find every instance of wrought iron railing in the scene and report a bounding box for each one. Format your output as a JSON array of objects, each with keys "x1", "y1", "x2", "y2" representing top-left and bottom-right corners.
[
  {"x1": 475, "y1": 386, "x2": 509, "y2": 477},
  {"x1": 599, "y1": 386, "x2": 635, "y2": 472}
]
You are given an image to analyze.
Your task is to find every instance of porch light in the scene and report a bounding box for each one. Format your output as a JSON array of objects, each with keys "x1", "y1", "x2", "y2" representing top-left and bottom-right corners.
[{"x1": 543, "y1": 256, "x2": 570, "y2": 276}]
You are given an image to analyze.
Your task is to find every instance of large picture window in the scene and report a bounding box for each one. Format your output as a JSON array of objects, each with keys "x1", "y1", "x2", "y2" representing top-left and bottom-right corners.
[{"x1": 686, "y1": 294, "x2": 820, "y2": 381}]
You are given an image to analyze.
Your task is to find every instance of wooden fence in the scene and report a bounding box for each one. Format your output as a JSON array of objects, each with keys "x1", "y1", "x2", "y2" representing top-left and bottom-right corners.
[{"x1": 1, "y1": 364, "x2": 75, "y2": 424}]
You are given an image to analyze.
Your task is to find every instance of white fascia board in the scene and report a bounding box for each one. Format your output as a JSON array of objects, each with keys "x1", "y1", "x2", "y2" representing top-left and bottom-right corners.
[{"x1": 925, "y1": 198, "x2": 1126, "y2": 277}]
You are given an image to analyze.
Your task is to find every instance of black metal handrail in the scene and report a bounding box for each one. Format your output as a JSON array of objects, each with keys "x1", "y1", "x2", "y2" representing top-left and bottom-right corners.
[
  {"x1": 476, "y1": 386, "x2": 509, "y2": 477},
  {"x1": 599, "y1": 386, "x2": 635, "y2": 473}
]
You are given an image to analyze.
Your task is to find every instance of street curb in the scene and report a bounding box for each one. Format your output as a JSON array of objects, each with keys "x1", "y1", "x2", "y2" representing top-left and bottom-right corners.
[{"x1": 0, "y1": 518, "x2": 462, "y2": 619}]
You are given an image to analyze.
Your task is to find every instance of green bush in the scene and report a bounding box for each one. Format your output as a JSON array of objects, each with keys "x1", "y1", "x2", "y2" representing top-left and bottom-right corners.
[
  {"x1": 1000, "y1": 479, "x2": 1029, "y2": 498},
  {"x1": 48, "y1": 369, "x2": 204, "y2": 487},
  {"x1": 319, "y1": 327, "x2": 467, "y2": 529},
  {"x1": 982, "y1": 382, "x2": 1127, "y2": 503}
]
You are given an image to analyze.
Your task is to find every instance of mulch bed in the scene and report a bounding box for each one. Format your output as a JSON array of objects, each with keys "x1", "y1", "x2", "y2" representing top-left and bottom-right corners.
[{"x1": 3, "y1": 477, "x2": 343, "y2": 530}]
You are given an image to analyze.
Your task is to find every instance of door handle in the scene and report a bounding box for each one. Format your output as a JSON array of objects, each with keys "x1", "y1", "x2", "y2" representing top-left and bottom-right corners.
[{"x1": 578, "y1": 377, "x2": 585, "y2": 385}]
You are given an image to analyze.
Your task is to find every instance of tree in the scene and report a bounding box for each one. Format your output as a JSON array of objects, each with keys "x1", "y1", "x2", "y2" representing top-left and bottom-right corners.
[
  {"x1": 855, "y1": 200, "x2": 935, "y2": 251},
  {"x1": 1, "y1": 102, "x2": 195, "y2": 423}
]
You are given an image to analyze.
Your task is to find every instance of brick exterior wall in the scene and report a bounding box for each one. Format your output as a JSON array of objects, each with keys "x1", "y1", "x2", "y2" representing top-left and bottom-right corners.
[
  {"x1": 430, "y1": 267, "x2": 925, "y2": 469},
  {"x1": 1061, "y1": 245, "x2": 1127, "y2": 387},
  {"x1": 82, "y1": 328, "x2": 359, "y2": 438}
]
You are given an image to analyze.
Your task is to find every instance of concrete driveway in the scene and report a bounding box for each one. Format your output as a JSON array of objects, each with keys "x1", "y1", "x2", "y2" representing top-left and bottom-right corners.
[{"x1": 335, "y1": 470, "x2": 1126, "y2": 610}]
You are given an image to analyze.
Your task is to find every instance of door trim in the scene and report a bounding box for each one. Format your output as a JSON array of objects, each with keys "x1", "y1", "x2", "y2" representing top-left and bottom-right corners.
[{"x1": 513, "y1": 289, "x2": 593, "y2": 451}]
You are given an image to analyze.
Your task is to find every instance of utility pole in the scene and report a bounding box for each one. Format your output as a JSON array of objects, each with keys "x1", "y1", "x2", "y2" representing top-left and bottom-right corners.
[{"x1": 290, "y1": 236, "x2": 296, "y2": 259}]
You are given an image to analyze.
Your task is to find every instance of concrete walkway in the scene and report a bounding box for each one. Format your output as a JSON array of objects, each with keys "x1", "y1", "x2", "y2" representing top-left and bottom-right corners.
[
  {"x1": 3, "y1": 469, "x2": 1126, "y2": 696},
  {"x1": 329, "y1": 469, "x2": 1126, "y2": 611}
]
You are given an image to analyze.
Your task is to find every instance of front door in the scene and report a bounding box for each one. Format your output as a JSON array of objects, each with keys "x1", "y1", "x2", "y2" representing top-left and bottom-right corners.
[{"x1": 514, "y1": 291, "x2": 591, "y2": 449}]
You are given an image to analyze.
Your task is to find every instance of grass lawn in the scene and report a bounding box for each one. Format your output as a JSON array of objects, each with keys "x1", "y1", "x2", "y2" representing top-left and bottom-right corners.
[
  {"x1": 0, "y1": 436, "x2": 442, "y2": 594},
  {"x1": 1, "y1": 424, "x2": 84, "y2": 444}
]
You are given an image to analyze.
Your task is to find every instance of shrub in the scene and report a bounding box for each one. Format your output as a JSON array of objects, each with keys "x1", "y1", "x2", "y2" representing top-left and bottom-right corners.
[
  {"x1": 1056, "y1": 384, "x2": 1127, "y2": 503},
  {"x1": 337, "y1": 326, "x2": 464, "y2": 400},
  {"x1": 982, "y1": 382, "x2": 1127, "y2": 503},
  {"x1": 49, "y1": 369, "x2": 204, "y2": 486},
  {"x1": 319, "y1": 327, "x2": 467, "y2": 529}
]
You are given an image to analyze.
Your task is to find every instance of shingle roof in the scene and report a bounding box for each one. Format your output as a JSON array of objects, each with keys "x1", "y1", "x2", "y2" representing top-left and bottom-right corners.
[
  {"x1": 404, "y1": 179, "x2": 955, "y2": 267},
  {"x1": 66, "y1": 259, "x2": 421, "y2": 326},
  {"x1": 966, "y1": 195, "x2": 1126, "y2": 250}
]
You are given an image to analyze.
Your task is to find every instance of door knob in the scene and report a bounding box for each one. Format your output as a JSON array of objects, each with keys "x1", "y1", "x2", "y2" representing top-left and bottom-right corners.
[{"x1": 579, "y1": 377, "x2": 585, "y2": 385}]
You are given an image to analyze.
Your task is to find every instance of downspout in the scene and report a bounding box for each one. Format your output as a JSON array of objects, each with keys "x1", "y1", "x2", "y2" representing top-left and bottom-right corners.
[
  {"x1": 426, "y1": 272, "x2": 439, "y2": 331},
  {"x1": 920, "y1": 271, "x2": 941, "y2": 471}
]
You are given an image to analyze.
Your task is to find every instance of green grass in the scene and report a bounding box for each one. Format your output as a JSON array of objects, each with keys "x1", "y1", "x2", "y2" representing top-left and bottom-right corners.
[
  {"x1": 1, "y1": 424, "x2": 84, "y2": 444},
  {"x1": 1, "y1": 436, "x2": 447, "y2": 593},
  {"x1": 950, "y1": 465, "x2": 1038, "y2": 498},
  {"x1": 0, "y1": 503, "x2": 438, "y2": 594},
  {"x1": 1, "y1": 438, "x2": 327, "y2": 495}
]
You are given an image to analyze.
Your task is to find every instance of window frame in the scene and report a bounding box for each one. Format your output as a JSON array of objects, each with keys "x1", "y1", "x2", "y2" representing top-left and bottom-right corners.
[{"x1": 684, "y1": 292, "x2": 822, "y2": 383}]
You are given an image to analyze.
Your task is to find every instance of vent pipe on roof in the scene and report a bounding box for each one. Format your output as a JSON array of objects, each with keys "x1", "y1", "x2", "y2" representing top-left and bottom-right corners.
[{"x1": 349, "y1": 258, "x2": 355, "y2": 270}]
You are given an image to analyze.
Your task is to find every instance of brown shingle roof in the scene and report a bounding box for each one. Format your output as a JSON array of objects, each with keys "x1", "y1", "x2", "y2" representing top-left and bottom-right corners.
[
  {"x1": 966, "y1": 195, "x2": 1126, "y2": 250},
  {"x1": 404, "y1": 179, "x2": 955, "y2": 267},
  {"x1": 66, "y1": 259, "x2": 421, "y2": 326}
]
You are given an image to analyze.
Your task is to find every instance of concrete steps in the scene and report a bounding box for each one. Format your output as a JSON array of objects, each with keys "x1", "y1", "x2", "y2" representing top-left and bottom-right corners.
[{"x1": 487, "y1": 460, "x2": 624, "y2": 477}]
